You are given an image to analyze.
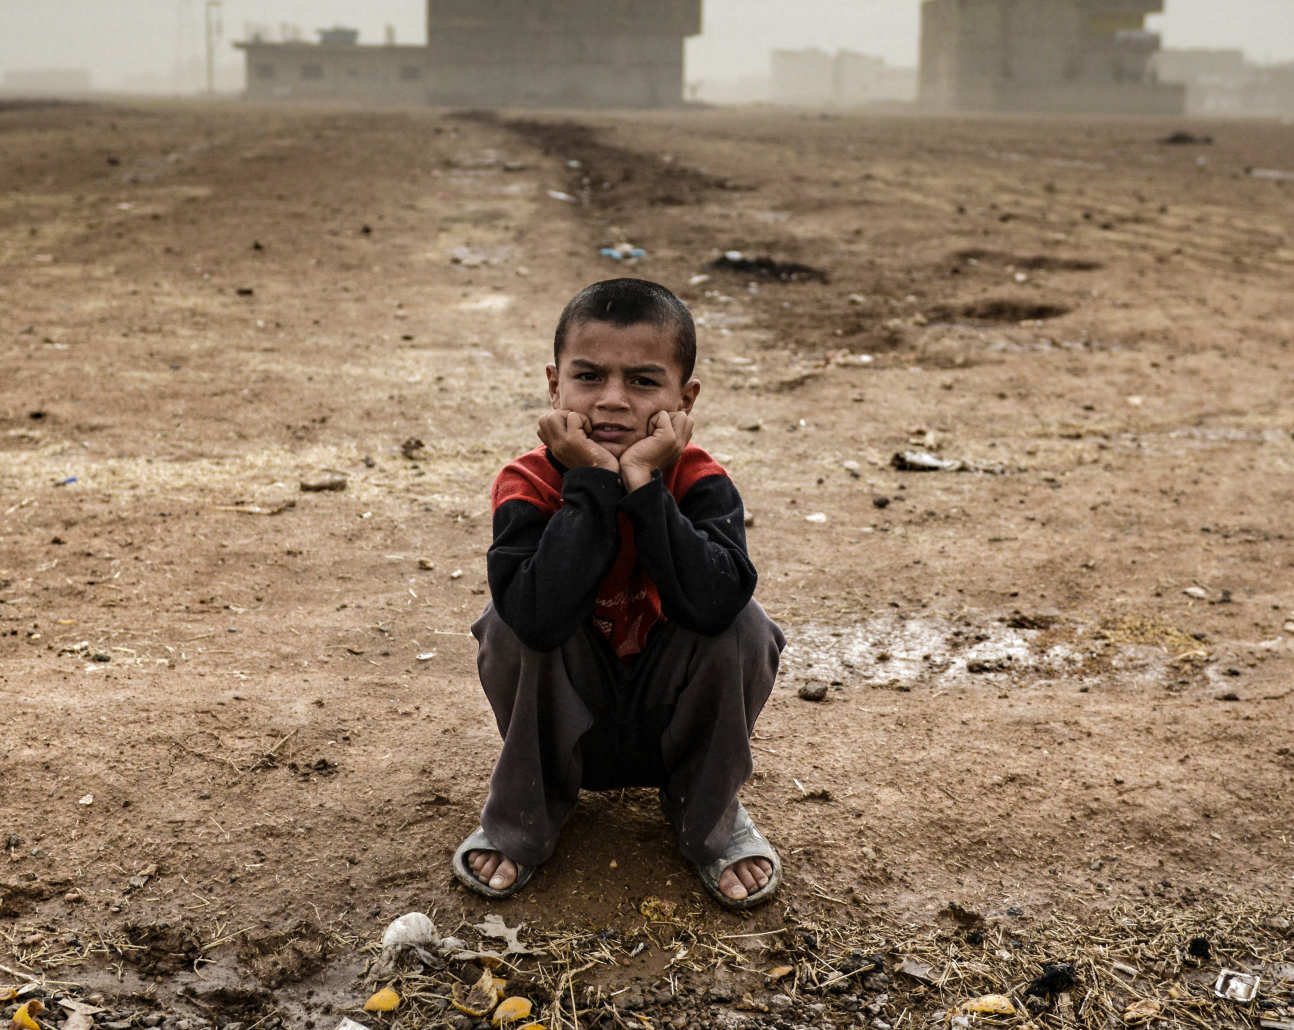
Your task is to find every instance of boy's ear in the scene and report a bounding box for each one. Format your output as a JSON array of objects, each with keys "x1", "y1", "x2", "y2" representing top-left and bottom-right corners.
[
  {"x1": 545, "y1": 363, "x2": 560, "y2": 406},
  {"x1": 679, "y1": 377, "x2": 700, "y2": 414}
]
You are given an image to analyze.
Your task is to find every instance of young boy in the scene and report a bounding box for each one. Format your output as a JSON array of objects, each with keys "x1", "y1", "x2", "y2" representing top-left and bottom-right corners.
[{"x1": 452, "y1": 278, "x2": 785, "y2": 908}]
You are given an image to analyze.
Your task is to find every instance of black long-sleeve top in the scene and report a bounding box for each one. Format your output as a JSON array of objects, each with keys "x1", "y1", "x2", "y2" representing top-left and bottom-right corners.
[{"x1": 486, "y1": 444, "x2": 757, "y2": 657}]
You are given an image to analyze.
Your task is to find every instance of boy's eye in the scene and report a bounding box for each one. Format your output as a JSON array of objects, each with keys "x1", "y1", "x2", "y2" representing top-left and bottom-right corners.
[
  {"x1": 631, "y1": 376, "x2": 660, "y2": 387},
  {"x1": 574, "y1": 371, "x2": 600, "y2": 382}
]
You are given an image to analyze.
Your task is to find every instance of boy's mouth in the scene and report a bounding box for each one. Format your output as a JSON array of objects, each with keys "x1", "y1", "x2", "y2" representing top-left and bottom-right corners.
[{"x1": 591, "y1": 422, "x2": 634, "y2": 442}]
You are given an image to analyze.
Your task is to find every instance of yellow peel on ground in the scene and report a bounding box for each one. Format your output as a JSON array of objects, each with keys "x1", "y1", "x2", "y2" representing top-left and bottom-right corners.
[
  {"x1": 964, "y1": 994, "x2": 1016, "y2": 1016},
  {"x1": 516, "y1": 1024, "x2": 547, "y2": 1030},
  {"x1": 452, "y1": 969, "x2": 505, "y2": 1017},
  {"x1": 492, "y1": 996, "x2": 533, "y2": 1025},
  {"x1": 11, "y1": 999, "x2": 44, "y2": 1030},
  {"x1": 766, "y1": 965, "x2": 794, "y2": 981},
  {"x1": 363, "y1": 986, "x2": 400, "y2": 1012}
]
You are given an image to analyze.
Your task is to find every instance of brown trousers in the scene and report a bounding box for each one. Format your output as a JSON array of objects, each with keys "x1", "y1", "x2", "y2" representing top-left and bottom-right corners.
[{"x1": 471, "y1": 600, "x2": 785, "y2": 868}]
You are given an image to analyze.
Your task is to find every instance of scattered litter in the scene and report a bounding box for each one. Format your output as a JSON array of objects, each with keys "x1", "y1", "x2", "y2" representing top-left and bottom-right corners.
[
  {"x1": 1026, "y1": 962, "x2": 1077, "y2": 997},
  {"x1": 600, "y1": 243, "x2": 647, "y2": 262},
  {"x1": 710, "y1": 252, "x2": 829, "y2": 283},
  {"x1": 896, "y1": 957, "x2": 936, "y2": 984},
  {"x1": 452, "y1": 968, "x2": 506, "y2": 1017},
  {"x1": 10, "y1": 1000, "x2": 44, "y2": 1030},
  {"x1": 546, "y1": 190, "x2": 576, "y2": 203},
  {"x1": 842, "y1": 460, "x2": 861, "y2": 478},
  {"x1": 364, "y1": 987, "x2": 401, "y2": 1013},
  {"x1": 805, "y1": 512, "x2": 827, "y2": 523},
  {"x1": 300, "y1": 473, "x2": 347, "y2": 493},
  {"x1": 891, "y1": 449, "x2": 1003, "y2": 474},
  {"x1": 375, "y1": 911, "x2": 442, "y2": 972},
  {"x1": 1249, "y1": 167, "x2": 1294, "y2": 182},
  {"x1": 640, "y1": 896, "x2": 678, "y2": 921},
  {"x1": 688, "y1": 273, "x2": 711, "y2": 286},
  {"x1": 335, "y1": 1020, "x2": 370, "y2": 1030},
  {"x1": 77, "y1": 794, "x2": 94, "y2": 806},
  {"x1": 416, "y1": 651, "x2": 437, "y2": 662},
  {"x1": 450, "y1": 569, "x2": 464, "y2": 580},
  {"x1": 1182, "y1": 586, "x2": 1210, "y2": 600},
  {"x1": 1159, "y1": 131, "x2": 1213, "y2": 145},
  {"x1": 1215, "y1": 970, "x2": 1260, "y2": 1002},
  {"x1": 1112, "y1": 960, "x2": 1140, "y2": 977},
  {"x1": 474, "y1": 913, "x2": 537, "y2": 956},
  {"x1": 1123, "y1": 998, "x2": 1161, "y2": 1023},
  {"x1": 54, "y1": 476, "x2": 77, "y2": 487},
  {"x1": 211, "y1": 500, "x2": 295, "y2": 516},
  {"x1": 961, "y1": 994, "x2": 1015, "y2": 1016},
  {"x1": 492, "y1": 997, "x2": 533, "y2": 1026},
  {"x1": 797, "y1": 682, "x2": 828, "y2": 702}
]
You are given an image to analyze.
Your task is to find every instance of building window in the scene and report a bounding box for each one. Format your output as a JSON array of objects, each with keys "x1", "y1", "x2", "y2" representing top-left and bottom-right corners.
[
  {"x1": 301, "y1": 63, "x2": 324, "y2": 80},
  {"x1": 255, "y1": 63, "x2": 275, "y2": 80},
  {"x1": 399, "y1": 65, "x2": 423, "y2": 81}
]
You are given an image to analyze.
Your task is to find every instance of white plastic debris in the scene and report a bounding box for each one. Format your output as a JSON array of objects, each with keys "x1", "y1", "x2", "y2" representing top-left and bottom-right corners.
[
  {"x1": 805, "y1": 512, "x2": 828, "y2": 524},
  {"x1": 1215, "y1": 969, "x2": 1260, "y2": 1002},
  {"x1": 376, "y1": 911, "x2": 441, "y2": 971},
  {"x1": 335, "y1": 1019, "x2": 370, "y2": 1030}
]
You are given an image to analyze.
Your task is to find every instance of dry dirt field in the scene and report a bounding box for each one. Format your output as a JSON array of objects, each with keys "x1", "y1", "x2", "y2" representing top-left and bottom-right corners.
[{"x1": 2, "y1": 98, "x2": 1292, "y2": 1030}]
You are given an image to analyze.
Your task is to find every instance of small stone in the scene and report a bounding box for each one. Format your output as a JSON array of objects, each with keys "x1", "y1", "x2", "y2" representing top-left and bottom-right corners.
[
  {"x1": 769, "y1": 995, "x2": 794, "y2": 1011},
  {"x1": 1283, "y1": 621, "x2": 1294, "y2": 635},
  {"x1": 300, "y1": 474, "x2": 346, "y2": 492},
  {"x1": 707, "y1": 984, "x2": 736, "y2": 1003},
  {"x1": 797, "y1": 682, "x2": 829, "y2": 702},
  {"x1": 417, "y1": 558, "x2": 435, "y2": 571},
  {"x1": 743, "y1": 511, "x2": 755, "y2": 527}
]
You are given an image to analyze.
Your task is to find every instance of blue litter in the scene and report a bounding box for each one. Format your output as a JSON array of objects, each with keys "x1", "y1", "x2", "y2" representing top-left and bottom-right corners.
[
  {"x1": 600, "y1": 244, "x2": 647, "y2": 262},
  {"x1": 55, "y1": 476, "x2": 77, "y2": 486}
]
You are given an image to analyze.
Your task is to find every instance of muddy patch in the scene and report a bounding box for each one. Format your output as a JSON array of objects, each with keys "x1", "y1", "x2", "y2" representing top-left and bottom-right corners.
[
  {"x1": 951, "y1": 248, "x2": 1103, "y2": 272},
  {"x1": 934, "y1": 296, "x2": 1073, "y2": 323},
  {"x1": 239, "y1": 922, "x2": 336, "y2": 988}
]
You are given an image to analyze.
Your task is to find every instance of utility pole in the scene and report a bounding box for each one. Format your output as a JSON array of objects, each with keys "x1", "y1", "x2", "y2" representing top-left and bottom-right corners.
[{"x1": 205, "y1": 0, "x2": 222, "y2": 95}]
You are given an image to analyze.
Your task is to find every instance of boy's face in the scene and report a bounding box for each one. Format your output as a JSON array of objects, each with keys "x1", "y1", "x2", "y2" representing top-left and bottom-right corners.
[{"x1": 547, "y1": 319, "x2": 700, "y2": 459}]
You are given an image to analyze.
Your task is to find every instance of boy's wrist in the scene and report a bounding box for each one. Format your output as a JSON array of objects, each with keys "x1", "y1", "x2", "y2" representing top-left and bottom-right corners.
[{"x1": 619, "y1": 463, "x2": 656, "y2": 492}]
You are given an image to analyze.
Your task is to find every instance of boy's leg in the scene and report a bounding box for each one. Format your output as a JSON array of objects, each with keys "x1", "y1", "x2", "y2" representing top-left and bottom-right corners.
[
  {"x1": 643, "y1": 600, "x2": 785, "y2": 874},
  {"x1": 470, "y1": 604, "x2": 613, "y2": 876}
]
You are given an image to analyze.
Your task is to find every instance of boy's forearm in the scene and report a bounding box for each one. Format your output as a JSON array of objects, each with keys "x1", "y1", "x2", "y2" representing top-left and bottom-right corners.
[
  {"x1": 620, "y1": 473, "x2": 757, "y2": 635},
  {"x1": 486, "y1": 467, "x2": 623, "y2": 651}
]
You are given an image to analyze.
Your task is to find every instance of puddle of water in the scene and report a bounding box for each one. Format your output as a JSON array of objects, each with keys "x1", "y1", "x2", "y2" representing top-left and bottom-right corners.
[{"x1": 782, "y1": 612, "x2": 1090, "y2": 686}]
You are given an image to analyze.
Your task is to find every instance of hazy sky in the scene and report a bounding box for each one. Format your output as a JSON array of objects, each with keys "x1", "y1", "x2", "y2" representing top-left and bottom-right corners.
[{"x1": 2, "y1": 0, "x2": 1292, "y2": 90}]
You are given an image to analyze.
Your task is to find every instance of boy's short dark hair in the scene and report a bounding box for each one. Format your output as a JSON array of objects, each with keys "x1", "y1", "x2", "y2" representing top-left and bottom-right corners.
[{"x1": 554, "y1": 278, "x2": 697, "y2": 382}]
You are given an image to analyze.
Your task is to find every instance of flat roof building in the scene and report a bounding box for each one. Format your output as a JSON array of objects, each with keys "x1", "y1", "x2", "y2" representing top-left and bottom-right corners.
[
  {"x1": 236, "y1": 1, "x2": 702, "y2": 107},
  {"x1": 919, "y1": 0, "x2": 1184, "y2": 114}
]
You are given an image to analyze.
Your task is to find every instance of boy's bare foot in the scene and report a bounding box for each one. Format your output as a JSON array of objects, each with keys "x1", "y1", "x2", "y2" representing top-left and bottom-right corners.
[
  {"x1": 470, "y1": 852, "x2": 767, "y2": 900},
  {"x1": 719, "y1": 856, "x2": 774, "y2": 901},
  {"x1": 468, "y1": 849, "x2": 519, "y2": 891}
]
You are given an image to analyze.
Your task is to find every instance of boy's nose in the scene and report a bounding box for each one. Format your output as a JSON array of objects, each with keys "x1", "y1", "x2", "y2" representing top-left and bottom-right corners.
[{"x1": 597, "y1": 378, "x2": 630, "y2": 408}]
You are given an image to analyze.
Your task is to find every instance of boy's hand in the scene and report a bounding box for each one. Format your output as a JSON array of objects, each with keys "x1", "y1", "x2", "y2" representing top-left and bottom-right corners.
[
  {"x1": 620, "y1": 410, "x2": 693, "y2": 492},
  {"x1": 538, "y1": 410, "x2": 619, "y2": 473}
]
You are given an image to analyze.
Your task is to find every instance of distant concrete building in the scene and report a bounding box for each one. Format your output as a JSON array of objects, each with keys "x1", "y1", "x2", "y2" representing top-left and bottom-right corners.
[
  {"x1": 919, "y1": 0, "x2": 1185, "y2": 114},
  {"x1": 235, "y1": 0, "x2": 702, "y2": 107},
  {"x1": 1154, "y1": 49, "x2": 1294, "y2": 116},
  {"x1": 771, "y1": 49, "x2": 917, "y2": 106}
]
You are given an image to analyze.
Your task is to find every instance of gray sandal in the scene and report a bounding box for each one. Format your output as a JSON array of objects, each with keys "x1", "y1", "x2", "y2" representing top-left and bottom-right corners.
[
  {"x1": 452, "y1": 826, "x2": 535, "y2": 899},
  {"x1": 695, "y1": 802, "x2": 782, "y2": 910}
]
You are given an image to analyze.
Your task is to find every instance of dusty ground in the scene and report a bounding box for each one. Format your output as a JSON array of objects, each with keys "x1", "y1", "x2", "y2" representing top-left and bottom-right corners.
[{"x1": 1, "y1": 98, "x2": 1292, "y2": 1029}]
